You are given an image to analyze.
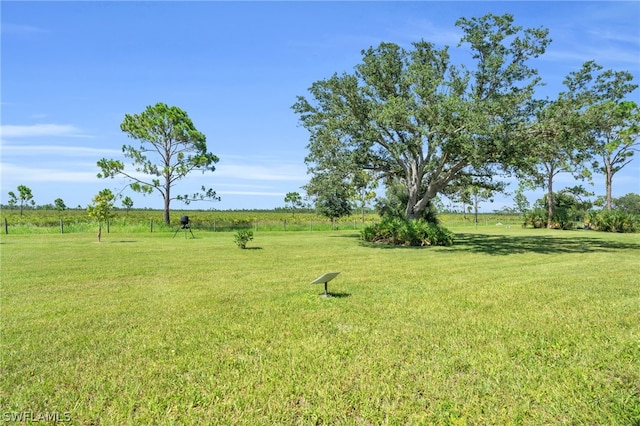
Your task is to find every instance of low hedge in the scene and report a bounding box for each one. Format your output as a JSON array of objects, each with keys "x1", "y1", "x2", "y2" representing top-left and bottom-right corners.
[{"x1": 362, "y1": 217, "x2": 454, "y2": 246}]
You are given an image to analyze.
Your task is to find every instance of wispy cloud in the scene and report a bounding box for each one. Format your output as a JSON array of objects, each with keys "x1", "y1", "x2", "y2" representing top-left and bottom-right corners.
[
  {"x1": 544, "y1": 45, "x2": 640, "y2": 67},
  {"x1": 0, "y1": 163, "x2": 98, "y2": 184},
  {"x1": 1, "y1": 144, "x2": 120, "y2": 157},
  {"x1": 587, "y1": 29, "x2": 640, "y2": 46},
  {"x1": 1, "y1": 124, "x2": 90, "y2": 138},
  {"x1": 1, "y1": 23, "x2": 48, "y2": 37},
  {"x1": 390, "y1": 18, "x2": 463, "y2": 46},
  {"x1": 214, "y1": 163, "x2": 306, "y2": 182},
  {"x1": 217, "y1": 190, "x2": 286, "y2": 197}
]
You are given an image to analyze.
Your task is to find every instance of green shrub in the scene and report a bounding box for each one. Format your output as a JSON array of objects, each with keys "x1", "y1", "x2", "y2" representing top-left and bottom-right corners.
[
  {"x1": 234, "y1": 229, "x2": 254, "y2": 248},
  {"x1": 523, "y1": 207, "x2": 577, "y2": 230},
  {"x1": 523, "y1": 208, "x2": 546, "y2": 228},
  {"x1": 362, "y1": 217, "x2": 453, "y2": 246},
  {"x1": 586, "y1": 209, "x2": 639, "y2": 233}
]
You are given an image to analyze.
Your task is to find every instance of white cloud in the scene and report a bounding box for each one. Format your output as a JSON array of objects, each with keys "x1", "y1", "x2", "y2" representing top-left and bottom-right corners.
[
  {"x1": 214, "y1": 163, "x2": 306, "y2": 182},
  {"x1": 1, "y1": 124, "x2": 90, "y2": 138},
  {"x1": 587, "y1": 30, "x2": 640, "y2": 46},
  {"x1": 0, "y1": 163, "x2": 99, "y2": 184},
  {"x1": 1, "y1": 23, "x2": 48, "y2": 36},
  {"x1": 391, "y1": 18, "x2": 463, "y2": 46},
  {"x1": 1, "y1": 144, "x2": 120, "y2": 157},
  {"x1": 217, "y1": 190, "x2": 285, "y2": 197},
  {"x1": 543, "y1": 46, "x2": 640, "y2": 67}
]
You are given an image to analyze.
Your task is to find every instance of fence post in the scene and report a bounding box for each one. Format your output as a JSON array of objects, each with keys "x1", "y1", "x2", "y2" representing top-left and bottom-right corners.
[
  {"x1": 284, "y1": 219, "x2": 287, "y2": 232},
  {"x1": 150, "y1": 219, "x2": 153, "y2": 233},
  {"x1": 4, "y1": 218, "x2": 7, "y2": 234},
  {"x1": 214, "y1": 220, "x2": 216, "y2": 232},
  {"x1": 107, "y1": 220, "x2": 110, "y2": 233},
  {"x1": 60, "y1": 218, "x2": 64, "y2": 234}
]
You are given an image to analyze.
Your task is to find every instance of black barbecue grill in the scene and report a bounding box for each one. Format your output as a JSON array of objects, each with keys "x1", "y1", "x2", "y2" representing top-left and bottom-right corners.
[{"x1": 173, "y1": 215, "x2": 195, "y2": 238}]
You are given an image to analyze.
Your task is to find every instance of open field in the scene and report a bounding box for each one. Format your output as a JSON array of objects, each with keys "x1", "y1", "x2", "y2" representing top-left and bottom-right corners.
[
  {"x1": 1, "y1": 226, "x2": 639, "y2": 424},
  {"x1": 0, "y1": 209, "x2": 523, "y2": 234}
]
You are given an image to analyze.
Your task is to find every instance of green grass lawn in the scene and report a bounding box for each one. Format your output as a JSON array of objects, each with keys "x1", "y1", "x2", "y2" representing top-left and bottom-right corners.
[{"x1": 1, "y1": 227, "x2": 639, "y2": 424}]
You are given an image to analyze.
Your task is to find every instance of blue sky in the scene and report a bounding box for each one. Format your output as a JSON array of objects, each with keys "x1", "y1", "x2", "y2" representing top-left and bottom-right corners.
[{"x1": 2, "y1": 1, "x2": 639, "y2": 212}]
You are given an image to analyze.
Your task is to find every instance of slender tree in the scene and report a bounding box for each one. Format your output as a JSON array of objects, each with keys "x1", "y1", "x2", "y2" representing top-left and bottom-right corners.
[
  {"x1": 97, "y1": 103, "x2": 219, "y2": 225},
  {"x1": 452, "y1": 185, "x2": 497, "y2": 225},
  {"x1": 315, "y1": 188, "x2": 353, "y2": 229},
  {"x1": 7, "y1": 185, "x2": 35, "y2": 216},
  {"x1": 122, "y1": 196, "x2": 134, "y2": 215},
  {"x1": 293, "y1": 14, "x2": 550, "y2": 220},
  {"x1": 87, "y1": 189, "x2": 116, "y2": 242},
  {"x1": 54, "y1": 198, "x2": 67, "y2": 212},
  {"x1": 592, "y1": 100, "x2": 640, "y2": 209},
  {"x1": 519, "y1": 97, "x2": 592, "y2": 228},
  {"x1": 352, "y1": 170, "x2": 378, "y2": 223},
  {"x1": 284, "y1": 192, "x2": 303, "y2": 217},
  {"x1": 512, "y1": 186, "x2": 531, "y2": 215},
  {"x1": 565, "y1": 62, "x2": 639, "y2": 209}
]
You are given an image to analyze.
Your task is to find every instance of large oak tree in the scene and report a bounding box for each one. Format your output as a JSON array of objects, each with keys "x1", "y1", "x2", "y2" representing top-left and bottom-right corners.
[
  {"x1": 98, "y1": 103, "x2": 219, "y2": 225},
  {"x1": 293, "y1": 14, "x2": 550, "y2": 219}
]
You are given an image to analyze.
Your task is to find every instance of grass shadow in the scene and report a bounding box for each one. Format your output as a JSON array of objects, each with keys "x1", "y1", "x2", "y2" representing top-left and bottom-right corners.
[
  {"x1": 319, "y1": 292, "x2": 351, "y2": 298},
  {"x1": 359, "y1": 241, "x2": 437, "y2": 250},
  {"x1": 454, "y1": 231, "x2": 640, "y2": 256},
  {"x1": 330, "y1": 233, "x2": 363, "y2": 240}
]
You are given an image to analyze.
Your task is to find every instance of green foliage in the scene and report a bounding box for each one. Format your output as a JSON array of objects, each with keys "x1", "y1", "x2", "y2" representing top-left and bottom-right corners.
[
  {"x1": 121, "y1": 196, "x2": 134, "y2": 212},
  {"x1": 97, "y1": 102, "x2": 219, "y2": 225},
  {"x1": 86, "y1": 189, "x2": 116, "y2": 225},
  {"x1": 362, "y1": 217, "x2": 453, "y2": 246},
  {"x1": 8, "y1": 185, "x2": 35, "y2": 215},
  {"x1": 0, "y1": 209, "x2": 383, "y2": 234},
  {"x1": 522, "y1": 208, "x2": 547, "y2": 229},
  {"x1": 512, "y1": 188, "x2": 531, "y2": 214},
  {"x1": 293, "y1": 13, "x2": 550, "y2": 220},
  {"x1": 375, "y1": 178, "x2": 439, "y2": 223},
  {"x1": 234, "y1": 229, "x2": 254, "y2": 248},
  {"x1": 567, "y1": 61, "x2": 639, "y2": 209},
  {"x1": 283, "y1": 192, "x2": 303, "y2": 216},
  {"x1": 315, "y1": 189, "x2": 353, "y2": 223},
  {"x1": 524, "y1": 189, "x2": 593, "y2": 230},
  {"x1": 54, "y1": 198, "x2": 67, "y2": 212},
  {"x1": 612, "y1": 193, "x2": 640, "y2": 215},
  {"x1": 586, "y1": 209, "x2": 638, "y2": 233}
]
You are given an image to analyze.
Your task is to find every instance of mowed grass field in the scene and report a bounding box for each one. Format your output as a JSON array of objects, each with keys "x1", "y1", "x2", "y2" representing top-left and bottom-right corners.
[{"x1": 1, "y1": 226, "x2": 639, "y2": 424}]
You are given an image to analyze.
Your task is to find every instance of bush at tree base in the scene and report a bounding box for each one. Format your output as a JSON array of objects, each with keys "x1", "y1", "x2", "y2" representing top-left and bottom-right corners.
[
  {"x1": 585, "y1": 210, "x2": 638, "y2": 233},
  {"x1": 362, "y1": 217, "x2": 454, "y2": 246},
  {"x1": 523, "y1": 207, "x2": 577, "y2": 230}
]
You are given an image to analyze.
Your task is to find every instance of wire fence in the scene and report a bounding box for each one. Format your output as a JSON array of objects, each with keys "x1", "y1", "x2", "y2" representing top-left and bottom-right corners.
[{"x1": 0, "y1": 210, "x2": 524, "y2": 235}]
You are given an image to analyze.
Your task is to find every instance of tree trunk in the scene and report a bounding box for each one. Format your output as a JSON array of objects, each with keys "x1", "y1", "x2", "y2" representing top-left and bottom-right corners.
[
  {"x1": 474, "y1": 193, "x2": 479, "y2": 225},
  {"x1": 406, "y1": 184, "x2": 420, "y2": 219},
  {"x1": 163, "y1": 199, "x2": 171, "y2": 225},
  {"x1": 605, "y1": 158, "x2": 613, "y2": 210},
  {"x1": 546, "y1": 171, "x2": 554, "y2": 229},
  {"x1": 163, "y1": 180, "x2": 171, "y2": 225}
]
